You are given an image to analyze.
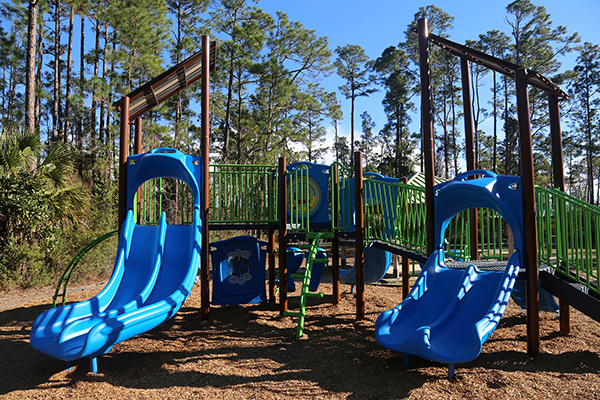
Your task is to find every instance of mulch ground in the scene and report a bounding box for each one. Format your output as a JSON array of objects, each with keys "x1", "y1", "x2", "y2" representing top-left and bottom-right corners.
[{"x1": 1, "y1": 281, "x2": 600, "y2": 399}]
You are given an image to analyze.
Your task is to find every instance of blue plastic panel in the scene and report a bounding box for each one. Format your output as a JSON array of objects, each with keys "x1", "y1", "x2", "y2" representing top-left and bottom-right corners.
[
  {"x1": 210, "y1": 236, "x2": 268, "y2": 305},
  {"x1": 287, "y1": 162, "x2": 330, "y2": 228}
]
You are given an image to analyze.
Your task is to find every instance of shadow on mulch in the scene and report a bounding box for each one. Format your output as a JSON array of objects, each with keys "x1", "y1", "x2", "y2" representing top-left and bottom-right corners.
[{"x1": 2, "y1": 289, "x2": 600, "y2": 399}]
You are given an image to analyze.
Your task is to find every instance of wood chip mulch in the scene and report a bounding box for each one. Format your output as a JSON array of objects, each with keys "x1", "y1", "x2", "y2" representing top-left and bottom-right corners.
[{"x1": 2, "y1": 282, "x2": 600, "y2": 399}]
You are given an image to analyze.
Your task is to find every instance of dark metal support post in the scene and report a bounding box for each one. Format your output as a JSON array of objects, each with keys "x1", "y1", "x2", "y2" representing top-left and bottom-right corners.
[
  {"x1": 549, "y1": 93, "x2": 570, "y2": 336},
  {"x1": 354, "y1": 152, "x2": 365, "y2": 321},
  {"x1": 461, "y1": 58, "x2": 479, "y2": 261},
  {"x1": 278, "y1": 157, "x2": 288, "y2": 318},
  {"x1": 402, "y1": 177, "x2": 410, "y2": 299},
  {"x1": 418, "y1": 18, "x2": 436, "y2": 255},
  {"x1": 118, "y1": 96, "x2": 130, "y2": 233},
  {"x1": 268, "y1": 229, "x2": 276, "y2": 302},
  {"x1": 200, "y1": 35, "x2": 211, "y2": 320},
  {"x1": 134, "y1": 118, "x2": 142, "y2": 154},
  {"x1": 516, "y1": 68, "x2": 540, "y2": 357},
  {"x1": 134, "y1": 118, "x2": 143, "y2": 223},
  {"x1": 332, "y1": 163, "x2": 340, "y2": 305}
]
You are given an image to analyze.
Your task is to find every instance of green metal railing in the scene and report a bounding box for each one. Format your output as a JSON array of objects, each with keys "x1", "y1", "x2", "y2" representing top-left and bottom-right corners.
[
  {"x1": 209, "y1": 164, "x2": 277, "y2": 225},
  {"x1": 363, "y1": 177, "x2": 508, "y2": 262},
  {"x1": 285, "y1": 164, "x2": 311, "y2": 233},
  {"x1": 536, "y1": 186, "x2": 600, "y2": 295},
  {"x1": 444, "y1": 208, "x2": 506, "y2": 262},
  {"x1": 364, "y1": 180, "x2": 428, "y2": 255},
  {"x1": 478, "y1": 208, "x2": 505, "y2": 260},
  {"x1": 331, "y1": 162, "x2": 354, "y2": 233}
]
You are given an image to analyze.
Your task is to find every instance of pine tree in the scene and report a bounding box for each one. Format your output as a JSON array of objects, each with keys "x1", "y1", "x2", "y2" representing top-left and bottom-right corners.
[
  {"x1": 166, "y1": 0, "x2": 208, "y2": 152},
  {"x1": 334, "y1": 44, "x2": 377, "y2": 169},
  {"x1": 373, "y1": 45, "x2": 416, "y2": 178},
  {"x1": 251, "y1": 11, "x2": 331, "y2": 164},
  {"x1": 572, "y1": 42, "x2": 600, "y2": 204},
  {"x1": 209, "y1": 0, "x2": 269, "y2": 163},
  {"x1": 404, "y1": 5, "x2": 455, "y2": 176},
  {"x1": 478, "y1": 30, "x2": 510, "y2": 172},
  {"x1": 504, "y1": 0, "x2": 579, "y2": 176}
]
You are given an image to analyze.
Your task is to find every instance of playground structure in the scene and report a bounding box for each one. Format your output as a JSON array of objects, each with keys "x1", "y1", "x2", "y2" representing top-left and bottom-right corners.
[{"x1": 32, "y1": 20, "x2": 600, "y2": 378}]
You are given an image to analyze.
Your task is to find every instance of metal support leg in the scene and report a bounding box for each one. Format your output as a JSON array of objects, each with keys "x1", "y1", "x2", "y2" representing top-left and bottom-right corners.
[{"x1": 90, "y1": 357, "x2": 98, "y2": 374}]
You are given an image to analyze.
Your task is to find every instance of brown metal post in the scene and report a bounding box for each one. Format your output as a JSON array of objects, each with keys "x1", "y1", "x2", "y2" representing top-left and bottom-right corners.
[
  {"x1": 268, "y1": 229, "x2": 276, "y2": 302},
  {"x1": 200, "y1": 35, "x2": 211, "y2": 320},
  {"x1": 418, "y1": 18, "x2": 436, "y2": 255},
  {"x1": 401, "y1": 177, "x2": 410, "y2": 299},
  {"x1": 461, "y1": 59, "x2": 477, "y2": 171},
  {"x1": 332, "y1": 163, "x2": 340, "y2": 305},
  {"x1": 134, "y1": 117, "x2": 143, "y2": 224},
  {"x1": 516, "y1": 68, "x2": 540, "y2": 357},
  {"x1": 354, "y1": 152, "x2": 365, "y2": 321},
  {"x1": 549, "y1": 93, "x2": 571, "y2": 336},
  {"x1": 118, "y1": 96, "x2": 130, "y2": 233},
  {"x1": 278, "y1": 157, "x2": 288, "y2": 318},
  {"x1": 134, "y1": 118, "x2": 142, "y2": 154},
  {"x1": 461, "y1": 58, "x2": 479, "y2": 261},
  {"x1": 332, "y1": 238, "x2": 340, "y2": 305}
]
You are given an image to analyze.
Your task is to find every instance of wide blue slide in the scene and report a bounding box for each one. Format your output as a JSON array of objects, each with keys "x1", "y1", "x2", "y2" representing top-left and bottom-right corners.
[
  {"x1": 30, "y1": 148, "x2": 202, "y2": 373},
  {"x1": 375, "y1": 170, "x2": 525, "y2": 377}
]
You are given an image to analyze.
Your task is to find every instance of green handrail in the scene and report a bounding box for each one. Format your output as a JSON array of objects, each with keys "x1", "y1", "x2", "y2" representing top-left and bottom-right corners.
[
  {"x1": 53, "y1": 229, "x2": 119, "y2": 307},
  {"x1": 363, "y1": 179, "x2": 428, "y2": 255},
  {"x1": 536, "y1": 186, "x2": 600, "y2": 296}
]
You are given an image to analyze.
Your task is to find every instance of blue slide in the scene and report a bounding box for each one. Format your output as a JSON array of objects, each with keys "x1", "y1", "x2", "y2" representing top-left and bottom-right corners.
[
  {"x1": 375, "y1": 170, "x2": 525, "y2": 377},
  {"x1": 339, "y1": 246, "x2": 392, "y2": 285},
  {"x1": 30, "y1": 148, "x2": 202, "y2": 373}
]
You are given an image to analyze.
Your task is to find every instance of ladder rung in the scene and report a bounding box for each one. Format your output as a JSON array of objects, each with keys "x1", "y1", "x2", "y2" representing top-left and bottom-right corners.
[{"x1": 283, "y1": 311, "x2": 301, "y2": 318}]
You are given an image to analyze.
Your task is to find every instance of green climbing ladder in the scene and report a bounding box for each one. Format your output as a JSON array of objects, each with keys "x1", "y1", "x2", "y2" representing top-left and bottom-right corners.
[{"x1": 283, "y1": 233, "x2": 327, "y2": 339}]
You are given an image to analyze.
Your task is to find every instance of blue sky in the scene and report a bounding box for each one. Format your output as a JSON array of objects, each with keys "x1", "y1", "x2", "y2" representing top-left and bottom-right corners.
[{"x1": 257, "y1": 0, "x2": 600, "y2": 165}]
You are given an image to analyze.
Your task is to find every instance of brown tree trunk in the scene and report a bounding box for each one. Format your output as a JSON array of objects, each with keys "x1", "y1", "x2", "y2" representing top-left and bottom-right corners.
[
  {"x1": 52, "y1": 0, "x2": 61, "y2": 140},
  {"x1": 77, "y1": 15, "x2": 85, "y2": 148},
  {"x1": 25, "y1": 0, "x2": 39, "y2": 134},
  {"x1": 64, "y1": 6, "x2": 74, "y2": 143}
]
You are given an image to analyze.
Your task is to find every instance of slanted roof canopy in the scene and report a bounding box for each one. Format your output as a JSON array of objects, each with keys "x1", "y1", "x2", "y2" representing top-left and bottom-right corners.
[
  {"x1": 114, "y1": 41, "x2": 217, "y2": 122},
  {"x1": 414, "y1": 29, "x2": 568, "y2": 100}
]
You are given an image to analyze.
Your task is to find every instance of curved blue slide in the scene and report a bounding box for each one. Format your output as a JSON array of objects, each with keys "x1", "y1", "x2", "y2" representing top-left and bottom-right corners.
[
  {"x1": 375, "y1": 170, "x2": 525, "y2": 377},
  {"x1": 30, "y1": 148, "x2": 202, "y2": 373},
  {"x1": 339, "y1": 246, "x2": 392, "y2": 285}
]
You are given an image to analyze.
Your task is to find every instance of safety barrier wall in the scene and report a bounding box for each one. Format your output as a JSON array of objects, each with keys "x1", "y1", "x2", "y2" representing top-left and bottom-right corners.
[
  {"x1": 331, "y1": 162, "x2": 354, "y2": 233},
  {"x1": 209, "y1": 164, "x2": 277, "y2": 224},
  {"x1": 285, "y1": 164, "x2": 311, "y2": 233},
  {"x1": 363, "y1": 177, "x2": 509, "y2": 262}
]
